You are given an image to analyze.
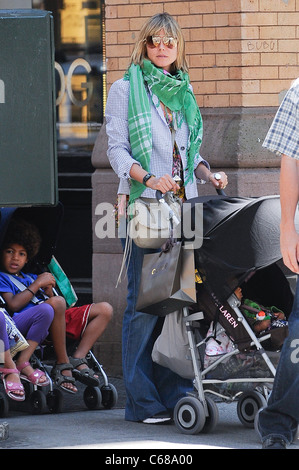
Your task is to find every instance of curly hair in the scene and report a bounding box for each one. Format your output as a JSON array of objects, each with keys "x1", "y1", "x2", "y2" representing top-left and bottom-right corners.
[{"x1": 2, "y1": 217, "x2": 41, "y2": 260}]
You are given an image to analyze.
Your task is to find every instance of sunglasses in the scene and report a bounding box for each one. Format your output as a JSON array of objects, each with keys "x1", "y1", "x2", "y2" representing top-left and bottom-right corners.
[{"x1": 146, "y1": 36, "x2": 177, "y2": 49}]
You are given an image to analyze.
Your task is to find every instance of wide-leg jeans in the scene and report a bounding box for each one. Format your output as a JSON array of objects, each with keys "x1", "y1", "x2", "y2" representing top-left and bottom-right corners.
[{"x1": 121, "y1": 238, "x2": 192, "y2": 422}]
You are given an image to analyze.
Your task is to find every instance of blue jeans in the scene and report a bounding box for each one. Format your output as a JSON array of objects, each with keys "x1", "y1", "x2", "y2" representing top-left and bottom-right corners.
[
  {"x1": 121, "y1": 238, "x2": 192, "y2": 422},
  {"x1": 259, "y1": 275, "x2": 299, "y2": 444}
]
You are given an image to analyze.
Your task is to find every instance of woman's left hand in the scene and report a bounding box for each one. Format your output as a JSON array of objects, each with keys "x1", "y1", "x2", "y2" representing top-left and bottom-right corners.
[{"x1": 209, "y1": 171, "x2": 228, "y2": 190}]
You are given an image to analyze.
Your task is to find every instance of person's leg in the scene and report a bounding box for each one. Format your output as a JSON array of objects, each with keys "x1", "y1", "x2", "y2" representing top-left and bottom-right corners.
[
  {"x1": 0, "y1": 311, "x2": 10, "y2": 358},
  {"x1": 121, "y1": 239, "x2": 192, "y2": 422},
  {"x1": 258, "y1": 277, "x2": 299, "y2": 447},
  {"x1": 14, "y1": 303, "x2": 54, "y2": 385},
  {"x1": 46, "y1": 296, "x2": 68, "y2": 362},
  {"x1": 68, "y1": 302, "x2": 113, "y2": 385},
  {"x1": 154, "y1": 360, "x2": 193, "y2": 412},
  {"x1": 0, "y1": 311, "x2": 24, "y2": 399},
  {"x1": 46, "y1": 296, "x2": 77, "y2": 393},
  {"x1": 73, "y1": 302, "x2": 113, "y2": 359}
]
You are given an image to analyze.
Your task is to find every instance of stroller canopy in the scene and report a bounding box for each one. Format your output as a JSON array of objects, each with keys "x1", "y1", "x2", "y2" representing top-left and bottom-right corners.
[
  {"x1": 0, "y1": 203, "x2": 64, "y2": 267},
  {"x1": 184, "y1": 195, "x2": 299, "y2": 302}
]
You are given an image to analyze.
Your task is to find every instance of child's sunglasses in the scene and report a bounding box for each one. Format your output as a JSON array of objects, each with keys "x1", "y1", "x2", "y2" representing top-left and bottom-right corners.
[{"x1": 146, "y1": 36, "x2": 177, "y2": 49}]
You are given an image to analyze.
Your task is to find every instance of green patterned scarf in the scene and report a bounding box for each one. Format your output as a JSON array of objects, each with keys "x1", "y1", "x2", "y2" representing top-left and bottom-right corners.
[{"x1": 124, "y1": 59, "x2": 203, "y2": 203}]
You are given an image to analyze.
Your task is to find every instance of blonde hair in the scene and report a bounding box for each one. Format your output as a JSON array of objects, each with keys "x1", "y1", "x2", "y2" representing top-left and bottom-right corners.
[{"x1": 129, "y1": 13, "x2": 188, "y2": 73}]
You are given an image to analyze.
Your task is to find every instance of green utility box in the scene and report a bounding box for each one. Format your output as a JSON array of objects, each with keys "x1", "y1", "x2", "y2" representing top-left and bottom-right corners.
[{"x1": 0, "y1": 9, "x2": 57, "y2": 206}]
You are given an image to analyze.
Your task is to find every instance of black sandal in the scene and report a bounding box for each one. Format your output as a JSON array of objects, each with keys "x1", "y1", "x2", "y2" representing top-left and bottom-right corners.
[
  {"x1": 51, "y1": 363, "x2": 77, "y2": 394},
  {"x1": 69, "y1": 357, "x2": 100, "y2": 387}
]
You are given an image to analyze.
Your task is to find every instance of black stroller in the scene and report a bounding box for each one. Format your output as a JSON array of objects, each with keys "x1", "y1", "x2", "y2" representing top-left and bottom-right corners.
[
  {"x1": 159, "y1": 194, "x2": 297, "y2": 434},
  {"x1": 0, "y1": 204, "x2": 117, "y2": 417}
]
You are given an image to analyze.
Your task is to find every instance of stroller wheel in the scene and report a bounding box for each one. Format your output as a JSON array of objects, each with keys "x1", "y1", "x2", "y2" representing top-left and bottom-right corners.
[
  {"x1": 174, "y1": 396, "x2": 206, "y2": 435},
  {"x1": 0, "y1": 392, "x2": 9, "y2": 418},
  {"x1": 46, "y1": 389, "x2": 63, "y2": 414},
  {"x1": 101, "y1": 383, "x2": 118, "y2": 409},
  {"x1": 29, "y1": 390, "x2": 47, "y2": 415},
  {"x1": 237, "y1": 391, "x2": 267, "y2": 428},
  {"x1": 83, "y1": 386, "x2": 102, "y2": 410},
  {"x1": 202, "y1": 396, "x2": 219, "y2": 433}
]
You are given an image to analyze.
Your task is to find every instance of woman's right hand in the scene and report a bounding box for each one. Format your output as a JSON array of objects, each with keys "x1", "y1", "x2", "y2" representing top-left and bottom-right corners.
[{"x1": 146, "y1": 174, "x2": 180, "y2": 194}]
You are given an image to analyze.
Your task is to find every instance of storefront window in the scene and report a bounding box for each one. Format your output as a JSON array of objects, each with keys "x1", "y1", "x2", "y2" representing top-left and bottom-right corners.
[{"x1": 33, "y1": 0, "x2": 105, "y2": 152}]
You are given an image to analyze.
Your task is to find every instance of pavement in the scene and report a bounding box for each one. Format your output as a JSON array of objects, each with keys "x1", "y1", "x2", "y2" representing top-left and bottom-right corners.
[{"x1": 1, "y1": 376, "x2": 299, "y2": 451}]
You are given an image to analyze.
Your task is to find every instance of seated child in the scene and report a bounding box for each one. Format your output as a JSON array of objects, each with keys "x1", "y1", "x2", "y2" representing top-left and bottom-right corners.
[
  {"x1": 0, "y1": 217, "x2": 113, "y2": 390},
  {"x1": 234, "y1": 287, "x2": 288, "y2": 349},
  {"x1": 0, "y1": 218, "x2": 77, "y2": 394}
]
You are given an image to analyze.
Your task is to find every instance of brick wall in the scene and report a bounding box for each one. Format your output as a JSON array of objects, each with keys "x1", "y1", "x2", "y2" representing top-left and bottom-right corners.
[{"x1": 105, "y1": 0, "x2": 299, "y2": 108}]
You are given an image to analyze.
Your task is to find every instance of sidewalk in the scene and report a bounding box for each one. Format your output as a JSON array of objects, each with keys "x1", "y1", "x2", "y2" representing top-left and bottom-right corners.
[
  {"x1": 1, "y1": 377, "x2": 299, "y2": 450},
  {"x1": 0, "y1": 377, "x2": 299, "y2": 450}
]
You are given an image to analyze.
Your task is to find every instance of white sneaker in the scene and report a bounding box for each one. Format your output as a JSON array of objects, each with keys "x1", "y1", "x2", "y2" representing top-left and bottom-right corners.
[{"x1": 142, "y1": 412, "x2": 172, "y2": 424}]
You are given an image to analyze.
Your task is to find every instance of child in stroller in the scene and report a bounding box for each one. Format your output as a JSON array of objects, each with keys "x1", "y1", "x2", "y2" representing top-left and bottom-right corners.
[
  {"x1": 234, "y1": 286, "x2": 288, "y2": 350},
  {"x1": 203, "y1": 282, "x2": 289, "y2": 370},
  {"x1": 0, "y1": 217, "x2": 78, "y2": 394},
  {"x1": 0, "y1": 216, "x2": 113, "y2": 397}
]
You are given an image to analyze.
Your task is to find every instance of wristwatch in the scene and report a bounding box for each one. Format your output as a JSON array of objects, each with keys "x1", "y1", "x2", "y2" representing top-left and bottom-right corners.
[
  {"x1": 143, "y1": 173, "x2": 155, "y2": 186},
  {"x1": 213, "y1": 172, "x2": 221, "y2": 181}
]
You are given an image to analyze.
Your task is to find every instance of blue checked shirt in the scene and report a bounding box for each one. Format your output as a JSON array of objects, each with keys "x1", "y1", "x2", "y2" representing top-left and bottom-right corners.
[
  {"x1": 105, "y1": 78, "x2": 209, "y2": 199},
  {"x1": 263, "y1": 77, "x2": 299, "y2": 160}
]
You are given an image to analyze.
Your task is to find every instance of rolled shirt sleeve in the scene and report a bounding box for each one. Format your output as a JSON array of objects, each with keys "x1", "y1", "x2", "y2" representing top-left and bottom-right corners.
[
  {"x1": 263, "y1": 78, "x2": 299, "y2": 160},
  {"x1": 105, "y1": 79, "x2": 141, "y2": 180}
]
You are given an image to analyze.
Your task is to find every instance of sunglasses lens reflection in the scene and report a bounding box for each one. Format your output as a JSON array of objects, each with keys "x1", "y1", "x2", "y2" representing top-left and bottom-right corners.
[{"x1": 146, "y1": 36, "x2": 177, "y2": 48}]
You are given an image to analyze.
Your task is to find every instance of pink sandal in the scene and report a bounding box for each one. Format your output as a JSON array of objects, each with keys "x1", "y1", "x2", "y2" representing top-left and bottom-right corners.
[
  {"x1": 0, "y1": 368, "x2": 25, "y2": 401},
  {"x1": 17, "y1": 362, "x2": 49, "y2": 387}
]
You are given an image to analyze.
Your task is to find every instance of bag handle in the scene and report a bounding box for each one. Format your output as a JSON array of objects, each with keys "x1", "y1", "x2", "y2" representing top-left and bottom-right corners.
[{"x1": 156, "y1": 190, "x2": 180, "y2": 228}]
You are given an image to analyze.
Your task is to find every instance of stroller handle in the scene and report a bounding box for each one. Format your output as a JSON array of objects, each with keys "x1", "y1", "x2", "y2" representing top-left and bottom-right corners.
[
  {"x1": 155, "y1": 190, "x2": 180, "y2": 226},
  {"x1": 156, "y1": 188, "x2": 226, "y2": 200},
  {"x1": 216, "y1": 188, "x2": 226, "y2": 196},
  {"x1": 155, "y1": 190, "x2": 164, "y2": 202}
]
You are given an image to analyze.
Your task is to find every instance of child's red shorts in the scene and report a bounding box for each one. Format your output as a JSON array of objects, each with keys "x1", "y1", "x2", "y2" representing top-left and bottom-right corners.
[{"x1": 65, "y1": 304, "x2": 93, "y2": 341}]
